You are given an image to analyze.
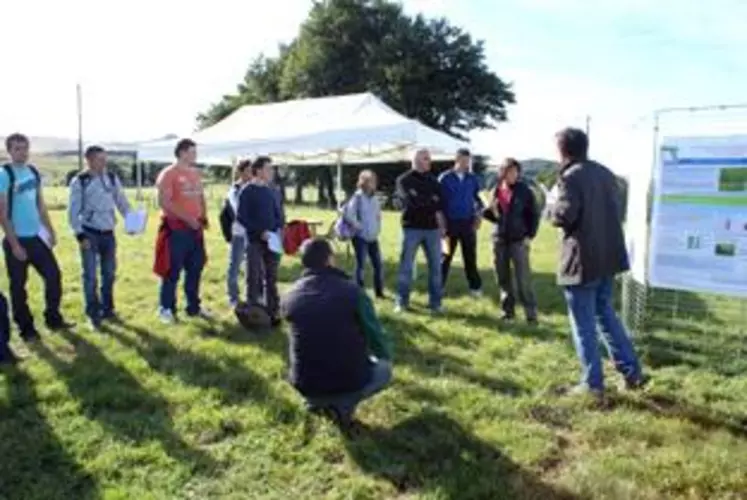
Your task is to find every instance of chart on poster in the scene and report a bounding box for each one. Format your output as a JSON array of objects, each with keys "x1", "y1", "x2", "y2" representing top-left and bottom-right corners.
[{"x1": 649, "y1": 135, "x2": 747, "y2": 297}]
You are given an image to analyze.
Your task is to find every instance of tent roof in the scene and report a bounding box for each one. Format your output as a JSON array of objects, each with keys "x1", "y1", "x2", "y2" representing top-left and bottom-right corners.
[{"x1": 136, "y1": 92, "x2": 469, "y2": 165}]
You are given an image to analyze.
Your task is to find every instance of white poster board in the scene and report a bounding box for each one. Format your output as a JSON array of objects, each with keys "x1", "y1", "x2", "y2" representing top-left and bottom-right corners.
[{"x1": 648, "y1": 135, "x2": 747, "y2": 297}]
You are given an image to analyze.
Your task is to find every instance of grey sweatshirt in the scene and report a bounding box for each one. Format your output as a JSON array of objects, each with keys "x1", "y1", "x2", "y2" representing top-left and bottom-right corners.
[
  {"x1": 343, "y1": 190, "x2": 381, "y2": 242},
  {"x1": 68, "y1": 171, "x2": 131, "y2": 235}
]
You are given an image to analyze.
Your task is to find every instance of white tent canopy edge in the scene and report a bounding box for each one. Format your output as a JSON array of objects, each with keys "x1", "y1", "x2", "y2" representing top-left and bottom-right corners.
[{"x1": 136, "y1": 92, "x2": 470, "y2": 193}]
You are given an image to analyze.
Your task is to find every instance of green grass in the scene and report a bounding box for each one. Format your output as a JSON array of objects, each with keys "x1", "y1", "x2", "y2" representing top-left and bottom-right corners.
[{"x1": 1, "y1": 189, "x2": 746, "y2": 499}]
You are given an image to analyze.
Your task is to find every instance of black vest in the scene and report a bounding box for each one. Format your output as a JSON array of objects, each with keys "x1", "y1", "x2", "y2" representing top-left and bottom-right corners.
[{"x1": 282, "y1": 267, "x2": 371, "y2": 397}]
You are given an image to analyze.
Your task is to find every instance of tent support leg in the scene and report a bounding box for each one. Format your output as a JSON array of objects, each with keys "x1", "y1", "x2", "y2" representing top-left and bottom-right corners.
[{"x1": 336, "y1": 151, "x2": 343, "y2": 206}]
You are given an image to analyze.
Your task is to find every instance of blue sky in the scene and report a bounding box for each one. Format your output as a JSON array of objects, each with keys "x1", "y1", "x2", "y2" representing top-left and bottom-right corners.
[{"x1": 2, "y1": 0, "x2": 746, "y2": 174}]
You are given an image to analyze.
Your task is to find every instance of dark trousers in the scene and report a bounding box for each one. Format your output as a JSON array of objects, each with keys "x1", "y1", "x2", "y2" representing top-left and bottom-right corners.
[
  {"x1": 3, "y1": 236, "x2": 63, "y2": 335},
  {"x1": 352, "y1": 237, "x2": 383, "y2": 296},
  {"x1": 441, "y1": 219, "x2": 482, "y2": 291},
  {"x1": 80, "y1": 230, "x2": 117, "y2": 320},
  {"x1": 0, "y1": 292, "x2": 10, "y2": 349},
  {"x1": 159, "y1": 229, "x2": 205, "y2": 315},
  {"x1": 303, "y1": 360, "x2": 392, "y2": 420},
  {"x1": 493, "y1": 239, "x2": 537, "y2": 320},
  {"x1": 247, "y1": 240, "x2": 279, "y2": 318}
]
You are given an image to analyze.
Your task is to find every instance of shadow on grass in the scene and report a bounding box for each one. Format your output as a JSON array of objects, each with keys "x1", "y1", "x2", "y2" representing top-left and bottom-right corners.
[
  {"x1": 638, "y1": 330, "x2": 747, "y2": 376},
  {"x1": 629, "y1": 285, "x2": 745, "y2": 374},
  {"x1": 30, "y1": 331, "x2": 217, "y2": 473},
  {"x1": 616, "y1": 392, "x2": 747, "y2": 439},
  {"x1": 346, "y1": 411, "x2": 584, "y2": 499},
  {"x1": 106, "y1": 322, "x2": 294, "y2": 417},
  {"x1": 0, "y1": 368, "x2": 99, "y2": 500},
  {"x1": 381, "y1": 315, "x2": 527, "y2": 397}
]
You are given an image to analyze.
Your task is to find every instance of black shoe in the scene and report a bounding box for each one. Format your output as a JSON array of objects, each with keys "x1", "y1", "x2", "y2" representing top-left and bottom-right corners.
[
  {"x1": 88, "y1": 318, "x2": 103, "y2": 331},
  {"x1": 0, "y1": 347, "x2": 19, "y2": 365},
  {"x1": 21, "y1": 329, "x2": 41, "y2": 343},
  {"x1": 500, "y1": 314, "x2": 515, "y2": 322},
  {"x1": 623, "y1": 374, "x2": 650, "y2": 391},
  {"x1": 309, "y1": 405, "x2": 352, "y2": 430},
  {"x1": 527, "y1": 317, "x2": 538, "y2": 325},
  {"x1": 101, "y1": 312, "x2": 122, "y2": 324},
  {"x1": 46, "y1": 318, "x2": 74, "y2": 331}
]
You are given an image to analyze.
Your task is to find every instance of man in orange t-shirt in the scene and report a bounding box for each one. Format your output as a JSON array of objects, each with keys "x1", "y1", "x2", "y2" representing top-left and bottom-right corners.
[{"x1": 155, "y1": 138, "x2": 210, "y2": 324}]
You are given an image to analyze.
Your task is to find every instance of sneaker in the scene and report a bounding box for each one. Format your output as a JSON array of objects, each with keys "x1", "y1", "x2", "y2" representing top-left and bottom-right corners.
[
  {"x1": 527, "y1": 317, "x2": 539, "y2": 326},
  {"x1": 0, "y1": 347, "x2": 19, "y2": 365},
  {"x1": 429, "y1": 306, "x2": 443, "y2": 316},
  {"x1": 88, "y1": 318, "x2": 102, "y2": 331},
  {"x1": 562, "y1": 383, "x2": 606, "y2": 403},
  {"x1": 499, "y1": 314, "x2": 515, "y2": 322},
  {"x1": 470, "y1": 289, "x2": 483, "y2": 298},
  {"x1": 622, "y1": 374, "x2": 650, "y2": 392},
  {"x1": 158, "y1": 309, "x2": 176, "y2": 325},
  {"x1": 187, "y1": 308, "x2": 213, "y2": 320},
  {"x1": 394, "y1": 304, "x2": 410, "y2": 314},
  {"x1": 46, "y1": 318, "x2": 74, "y2": 331},
  {"x1": 101, "y1": 311, "x2": 122, "y2": 324}
]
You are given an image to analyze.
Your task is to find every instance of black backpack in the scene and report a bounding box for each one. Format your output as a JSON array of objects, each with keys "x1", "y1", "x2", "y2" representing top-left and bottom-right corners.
[
  {"x1": 219, "y1": 183, "x2": 241, "y2": 243},
  {"x1": 76, "y1": 170, "x2": 117, "y2": 214},
  {"x1": 2, "y1": 163, "x2": 41, "y2": 220}
]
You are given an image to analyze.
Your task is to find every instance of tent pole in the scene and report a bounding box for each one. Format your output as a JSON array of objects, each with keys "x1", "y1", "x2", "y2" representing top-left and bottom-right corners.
[
  {"x1": 134, "y1": 152, "x2": 142, "y2": 202},
  {"x1": 336, "y1": 150, "x2": 343, "y2": 204}
]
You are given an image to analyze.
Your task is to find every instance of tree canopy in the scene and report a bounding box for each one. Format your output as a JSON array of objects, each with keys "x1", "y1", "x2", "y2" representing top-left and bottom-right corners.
[{"x1": 197, "y1": 0, "x2": 515, "y2": 140}]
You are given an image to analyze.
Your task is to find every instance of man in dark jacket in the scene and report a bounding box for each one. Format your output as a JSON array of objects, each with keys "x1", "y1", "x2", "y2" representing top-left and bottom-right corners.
[
  {"x1": 238, "y1": 156, "x2": 283, "y2": 325},
  {"x1": 394, "y1": 148, "x2": 446, "y2": 314},
  {"x1": 551, "y1": 128, "x2": 644, "y2": 396},
  {"x1": 486, "y1": 158, "x2": 539, "y2": 323},
  {"x1": 281, "y1": 238, "x2": 392, "y2": 428}
]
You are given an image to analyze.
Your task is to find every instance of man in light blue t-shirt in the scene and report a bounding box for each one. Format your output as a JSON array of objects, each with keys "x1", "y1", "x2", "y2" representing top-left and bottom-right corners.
[{"x1": 0, "y1": 134, "x2": 72, "y2": 357}]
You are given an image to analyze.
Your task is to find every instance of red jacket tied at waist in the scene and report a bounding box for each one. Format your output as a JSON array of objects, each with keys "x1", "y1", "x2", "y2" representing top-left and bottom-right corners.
[
  {"x1": 282, "y1": 220, "x2": 312, "y2": 255},
  {"x1": 153, "y1": 216, "x2": 207, "y2": 278}
]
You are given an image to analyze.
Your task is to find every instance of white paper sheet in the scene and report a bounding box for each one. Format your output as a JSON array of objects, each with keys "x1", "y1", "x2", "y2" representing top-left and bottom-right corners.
[
  {"x1": 124, "y1": 209, "x2": 148, "y2": 235},
  {"x1": 267, "y1": 231, "x2": 283, "y2": 254},
  {"x1": 38, "y1": 226, "x2": 53, "y2": 248}
]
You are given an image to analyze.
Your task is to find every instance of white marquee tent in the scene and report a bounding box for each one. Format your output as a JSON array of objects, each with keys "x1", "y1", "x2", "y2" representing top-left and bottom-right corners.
[{"x1": 136, "y1": 92, "x2": 469, "y2": 190}]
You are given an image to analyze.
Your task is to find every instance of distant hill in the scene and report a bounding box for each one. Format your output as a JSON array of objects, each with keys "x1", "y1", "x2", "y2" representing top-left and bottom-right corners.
[
  {"x1": 0, "y1": 135, "x2": 79, "y2": 153},
  {"x1": 0, "y1": 134, "x2": 179, "y2": 155},
  {"x1": 520, "y1": 158, "x2": 560, "y2": 183}
]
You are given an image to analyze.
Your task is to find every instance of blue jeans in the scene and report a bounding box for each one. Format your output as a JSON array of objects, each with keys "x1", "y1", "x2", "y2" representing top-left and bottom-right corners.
[
  {"x1": 397, "y1": 229, "x2": 442, "y2": 309},
  {"x1": 80, "y1": 230, "x2": 117, "y2": 320},
  {"x1": 352, "y1": 237, "x2": 383, "y2": 296},
  {"x1": 159, "y1": 229, "x2": 206, "y2": 315},
  {"x1": 226, "y1": 235, "x2": 246, "y2": 304},
  {"x1": 304, "y1": 360, "x2": 392, "y2": 419},
  {"x1": 563, "y1": 276, "x2": 642, "y2": 391}
]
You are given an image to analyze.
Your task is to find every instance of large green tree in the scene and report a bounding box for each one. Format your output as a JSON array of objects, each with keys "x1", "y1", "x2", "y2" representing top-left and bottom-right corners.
[
  {"x1": 197, "y1": 0, "x2": 515, "y2": 205},
  {"x1": 198, "y1": 0, "x2": 514, "y2": 140}
]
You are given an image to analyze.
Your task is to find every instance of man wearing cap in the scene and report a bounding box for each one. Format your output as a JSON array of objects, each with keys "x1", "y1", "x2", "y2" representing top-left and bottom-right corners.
[
  {"x1": 280, "y1": 237, "x2": 393, "y2": 429},
  {"x1": 438, "y1": 148, "x2": 484, "y2": 296}
]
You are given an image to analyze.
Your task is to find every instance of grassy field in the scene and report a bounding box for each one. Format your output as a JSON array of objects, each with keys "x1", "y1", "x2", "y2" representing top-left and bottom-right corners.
[{"x1": 1, "y1": 188, "x2": 746, "y2": 500}]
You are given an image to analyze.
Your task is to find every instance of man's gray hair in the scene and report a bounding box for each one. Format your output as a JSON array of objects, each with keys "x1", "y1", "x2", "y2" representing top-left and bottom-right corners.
[{"x1": 411, "y1": 148, "x2": 430, "y2": 169}]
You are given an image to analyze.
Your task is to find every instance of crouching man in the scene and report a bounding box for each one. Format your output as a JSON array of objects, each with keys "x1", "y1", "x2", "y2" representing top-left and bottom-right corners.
[{"x1": 281, "y1": 238, "x2": 392, "y2": 429}]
